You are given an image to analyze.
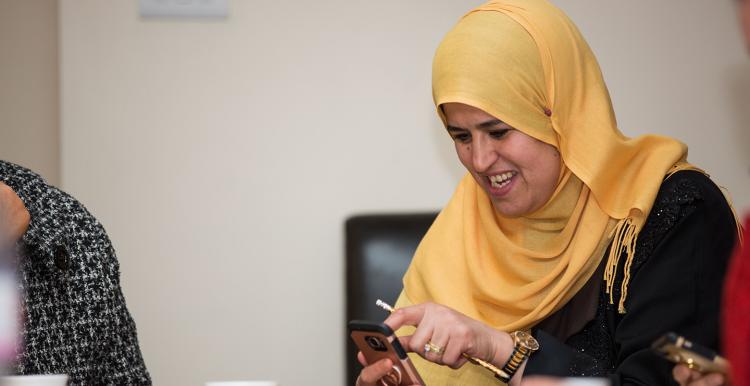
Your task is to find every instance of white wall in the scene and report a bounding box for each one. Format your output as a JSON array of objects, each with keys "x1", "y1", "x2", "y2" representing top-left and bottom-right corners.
[
  {"x1": 561, "y1": 3, "x2": 750, "y2": 209},
  {"x1": 58, "y1": 1, "x2": 749, "y2": 386},
  {"x1": 0, "y1": 0, "x2": 59, "y2": 185}
]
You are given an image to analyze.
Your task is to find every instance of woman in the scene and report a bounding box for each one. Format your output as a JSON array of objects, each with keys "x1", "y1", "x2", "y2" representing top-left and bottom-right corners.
[{"x1": 356, "y1": 0, "x2": 738, "y2": 385}]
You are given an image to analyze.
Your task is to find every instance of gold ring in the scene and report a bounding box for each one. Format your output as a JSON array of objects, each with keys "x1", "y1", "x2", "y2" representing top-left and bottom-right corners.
[{"x1": 424, "y1": 341, "x2": 445, "y2": 356}]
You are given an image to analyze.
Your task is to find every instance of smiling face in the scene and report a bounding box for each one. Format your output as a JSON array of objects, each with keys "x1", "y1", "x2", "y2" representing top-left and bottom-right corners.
[{"x1": 443, "y1": 102, "x2": 561, "y2": 218}]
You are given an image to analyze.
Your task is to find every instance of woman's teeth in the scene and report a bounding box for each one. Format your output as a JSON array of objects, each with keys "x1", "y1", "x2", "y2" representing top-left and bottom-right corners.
[{"x1": 489, "y1": 172, "x2": 515, "y2": 188}]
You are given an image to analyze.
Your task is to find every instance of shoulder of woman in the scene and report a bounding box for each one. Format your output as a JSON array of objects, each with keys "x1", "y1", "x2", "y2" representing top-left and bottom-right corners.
[
  {"x1": 647, "y1": 169, "x2": 734, "y2": 228},
  {"x1": 630, "y1": 170, "x2": 736, "y2": 273},
  {"x1": 0, "y1": 160, "x2": 48, "y2": 195},
  {"x1": 0, "y1": 160, "x2": 113, "y2": 266}
]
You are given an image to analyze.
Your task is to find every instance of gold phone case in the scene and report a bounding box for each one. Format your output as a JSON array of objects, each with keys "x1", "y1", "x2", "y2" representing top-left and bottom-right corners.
[
  {"x1": 349, "y1": 321, "x2": 425, "y2": 386},
  {"x1": 652, "y1": 332, "x2": 729, "y2": 375}
]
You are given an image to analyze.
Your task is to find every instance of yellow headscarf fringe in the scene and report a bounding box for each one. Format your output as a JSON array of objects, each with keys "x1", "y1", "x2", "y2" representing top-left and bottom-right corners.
[
  {"x1": 603, "y1": 217, "x2": 638, "y2": 314},
  {"x1": 605, "y1": 164, "x2": 743, "y2": 314}
]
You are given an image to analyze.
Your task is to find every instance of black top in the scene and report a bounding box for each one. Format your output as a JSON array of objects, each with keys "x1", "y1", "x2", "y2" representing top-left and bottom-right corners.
[
  {"x1": 0, "y1": 161, "x2": 151, "y2": 385},
  {"x1": 525, "y1": 170, "x2": 737, "y2": 385}
]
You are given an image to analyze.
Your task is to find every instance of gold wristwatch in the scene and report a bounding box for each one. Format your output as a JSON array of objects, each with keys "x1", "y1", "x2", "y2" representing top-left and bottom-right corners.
[{"x1": 496, "y1": 330, "x2": 539, "y2": 383}]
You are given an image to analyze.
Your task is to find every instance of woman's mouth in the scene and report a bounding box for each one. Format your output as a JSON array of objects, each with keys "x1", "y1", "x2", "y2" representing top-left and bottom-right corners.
[{"x1": 486, "y1": 171, "x2": 517, "y2": 196}]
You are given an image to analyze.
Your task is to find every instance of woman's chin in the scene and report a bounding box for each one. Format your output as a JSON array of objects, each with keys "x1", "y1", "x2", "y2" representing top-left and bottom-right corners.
[{"x1": 490, "y1": 200, "x2": 527, "y2": 218}]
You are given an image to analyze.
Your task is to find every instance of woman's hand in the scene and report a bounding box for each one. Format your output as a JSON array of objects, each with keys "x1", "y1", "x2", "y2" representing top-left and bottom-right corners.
[
  {"x1": 384, "y1": 302, "x2": 514, "y2": 370},
  {"x1": 0, "y1": 182, "x2": 29, "y2": 249},
  {"x1": 672, "y1": 364, "x2": 727, "y2": 386},
  {"x1": 355, "y1": 352, "x2": 420, "y2": 386}
]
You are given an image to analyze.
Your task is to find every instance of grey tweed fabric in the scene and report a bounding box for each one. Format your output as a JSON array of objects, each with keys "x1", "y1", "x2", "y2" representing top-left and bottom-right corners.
[{"x1": 0, "y1": 160, "x2": 151, "y2": 385}]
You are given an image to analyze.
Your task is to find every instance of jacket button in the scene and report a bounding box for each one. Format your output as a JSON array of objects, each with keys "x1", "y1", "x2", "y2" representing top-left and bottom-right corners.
[{"x1": 54, "y1": 245, "x2": 69, "y2": 270}]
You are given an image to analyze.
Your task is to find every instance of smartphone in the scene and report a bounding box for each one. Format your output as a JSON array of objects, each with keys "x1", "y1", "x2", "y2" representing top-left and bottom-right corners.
[
  {"x1": 348, "y1": 320, "x2": 425, "y2": 386},
  {"x1": 651, "y1": 332, "x2": 729, "y2": 375}
]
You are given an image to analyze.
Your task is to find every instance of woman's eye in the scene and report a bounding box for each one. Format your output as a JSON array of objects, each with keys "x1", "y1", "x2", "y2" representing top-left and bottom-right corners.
[
  {"x1": 490, "y1": 129, "x2": 510, "y2": 139},
  {"x1": 452, "y1": 133, "x2": 471, "y2": 143}
]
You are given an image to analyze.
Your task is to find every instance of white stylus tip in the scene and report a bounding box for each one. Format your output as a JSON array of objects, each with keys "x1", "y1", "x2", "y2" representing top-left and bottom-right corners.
[{"x1": 375, "y1": 299, "x2": 395, "y2": 313}]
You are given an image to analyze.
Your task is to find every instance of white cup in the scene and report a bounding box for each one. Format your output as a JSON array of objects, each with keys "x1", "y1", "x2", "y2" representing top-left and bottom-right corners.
[
  {"x1": 205, "y1": 382, "x2": 277, "y2": 386},
  {"x1": 0, "y1": 374, "x2": 69, "y2": 386}
]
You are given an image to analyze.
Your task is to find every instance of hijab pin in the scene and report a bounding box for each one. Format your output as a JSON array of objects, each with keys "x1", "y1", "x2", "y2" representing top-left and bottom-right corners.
[{"x1": 544, "y1": 107, "x2": 552, "y2": 117}]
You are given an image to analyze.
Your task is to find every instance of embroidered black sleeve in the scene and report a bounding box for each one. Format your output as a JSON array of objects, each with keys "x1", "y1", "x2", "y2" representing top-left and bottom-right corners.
[
  {"x1": 527, "y1": 170, "x2": 736, "y2": 385},
  {"x1": 547, "y1": 172, "x2": 704, "y2": 374}
]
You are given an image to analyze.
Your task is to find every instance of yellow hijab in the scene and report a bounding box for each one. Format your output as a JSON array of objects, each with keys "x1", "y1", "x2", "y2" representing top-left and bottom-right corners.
[{"x1": 397, "y1": 0, "x2": 693, "y2": 384}]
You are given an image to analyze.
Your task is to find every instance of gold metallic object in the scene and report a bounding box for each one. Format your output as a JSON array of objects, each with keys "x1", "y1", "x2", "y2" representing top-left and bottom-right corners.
[
  {"x1": 652, "y1": 332, "x2": 729, "y2": 375},
  {"x1": 496, "y1": 331, "x2": 540, "y2": 382},
  {"x1": 424, "y1": 342, "x2": 445, "y2": 356},
  {"x1": 379, "y1": 366, "x2": 402, "y2": 386}
]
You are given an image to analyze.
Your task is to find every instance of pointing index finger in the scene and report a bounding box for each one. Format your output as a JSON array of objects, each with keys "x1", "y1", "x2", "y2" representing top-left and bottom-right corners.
[{"x1": 384, "y1": 303, "x2": 427, "y2": 332}]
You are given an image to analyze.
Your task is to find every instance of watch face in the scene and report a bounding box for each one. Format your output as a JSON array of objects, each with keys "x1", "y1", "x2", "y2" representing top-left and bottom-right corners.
[{"x1": 515, "y1": 331, "x2": 540, "y2": 351}]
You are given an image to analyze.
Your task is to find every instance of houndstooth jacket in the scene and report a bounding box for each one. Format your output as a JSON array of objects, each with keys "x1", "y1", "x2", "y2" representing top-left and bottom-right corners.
[{"x1": 0, "y1": 161, "x2": 151, "y2": 385}]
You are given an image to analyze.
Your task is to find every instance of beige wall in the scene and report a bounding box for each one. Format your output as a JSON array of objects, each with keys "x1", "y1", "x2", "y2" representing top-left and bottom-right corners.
[
  {"x1": 0, "y1": 0, "x2": 60, "y2": 185},
  {"x1": 59, "y1": 2, "x2": 474, "y2": 385},
  {"x1": 562, "y1": 2, "x2": 750, "y2": 209},
  {"x1": 56, "y1": 1, "x2": 749, "y2": 386}
]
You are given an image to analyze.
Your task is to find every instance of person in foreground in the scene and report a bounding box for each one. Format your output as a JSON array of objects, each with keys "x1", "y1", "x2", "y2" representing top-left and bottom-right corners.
[
  {"x1": 355, "y1": 0, "x2": 739, "y2": 385},
  {"x1": 0, "y1": 160, "x2": 151, "y2": 385}
]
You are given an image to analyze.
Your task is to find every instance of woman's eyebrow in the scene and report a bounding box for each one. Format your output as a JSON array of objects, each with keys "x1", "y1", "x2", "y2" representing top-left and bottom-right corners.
[
  {"x1": 477, "y1": 119, "x2": 504, "y2": 129},
  {"x1": 446, "y1": 119, "x2": 505, "y2": 132}
]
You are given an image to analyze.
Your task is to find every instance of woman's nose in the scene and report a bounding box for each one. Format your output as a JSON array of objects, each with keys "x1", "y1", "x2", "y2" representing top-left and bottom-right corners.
[{"x1": 471, "y1": 137, "x2": 497, "y2": 173}]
